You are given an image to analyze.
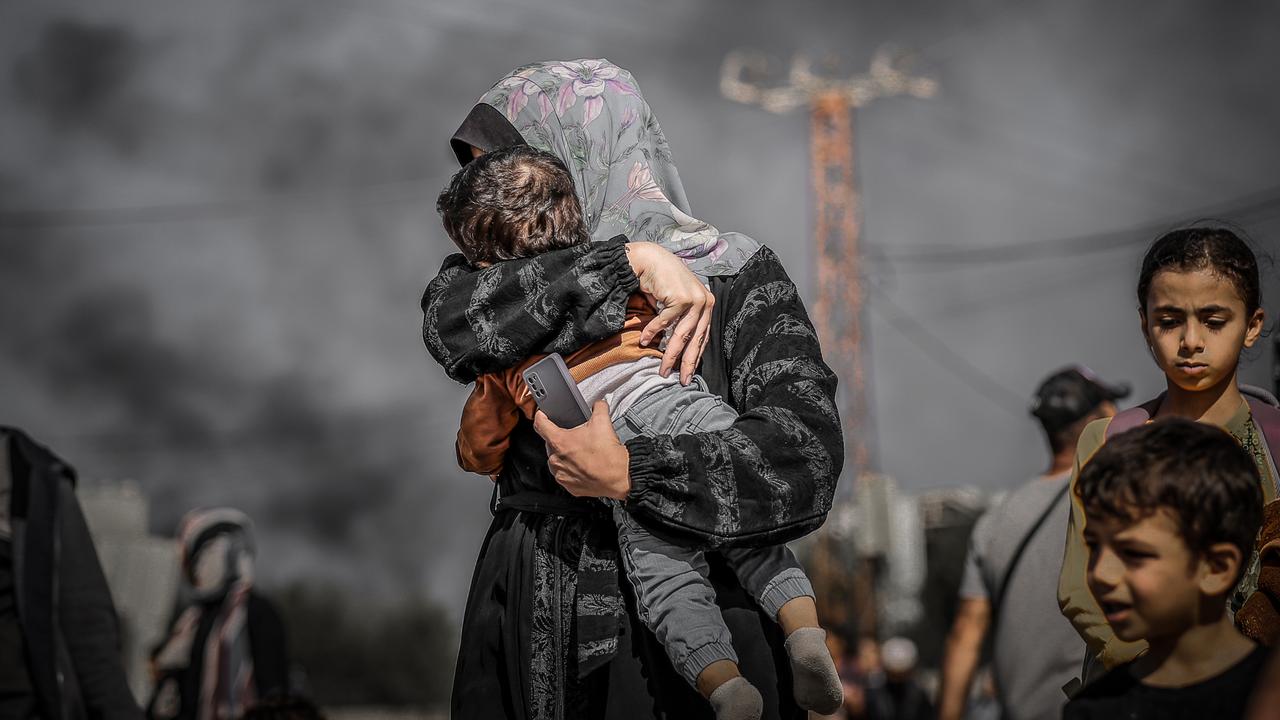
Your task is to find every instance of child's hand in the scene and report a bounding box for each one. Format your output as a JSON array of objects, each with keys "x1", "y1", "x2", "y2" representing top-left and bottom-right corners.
[{"x1": 533, "y1": 401, "x2": 630, "y2": 500}]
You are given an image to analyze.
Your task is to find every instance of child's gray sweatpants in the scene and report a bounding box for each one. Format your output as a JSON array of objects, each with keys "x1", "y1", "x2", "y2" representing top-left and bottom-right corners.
[{"x1": 610, "y1": 375, "x2": 814, "y2": 687}]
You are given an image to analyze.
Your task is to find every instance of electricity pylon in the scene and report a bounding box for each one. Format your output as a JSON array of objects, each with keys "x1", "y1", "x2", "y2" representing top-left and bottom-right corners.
[
  {"x1": 721, "y1": 48, "x2": 936, "y2": 641},
  {"x1": 720, "y1": 47, "x2": 936, "y2": 482}
]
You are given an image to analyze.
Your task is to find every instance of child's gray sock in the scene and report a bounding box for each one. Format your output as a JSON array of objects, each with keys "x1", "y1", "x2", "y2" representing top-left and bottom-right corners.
[
  {"x1": 708, "y1": 677, "x2": 763, "y2": 720},
  {"x1": 784, "y1": 627, "x2": 842, "y2": 715}
]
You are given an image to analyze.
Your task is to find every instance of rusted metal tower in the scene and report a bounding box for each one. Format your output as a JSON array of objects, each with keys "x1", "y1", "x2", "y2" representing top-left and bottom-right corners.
[
  {"x1": 720, "y1": 49, "x2": 936, "y2": 482},
  {"x1": 721, "y1": 49, "x2": 935, "y2": 640}
]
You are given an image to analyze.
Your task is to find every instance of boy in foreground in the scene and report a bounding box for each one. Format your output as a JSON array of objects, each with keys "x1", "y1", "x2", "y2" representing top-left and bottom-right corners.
[{"x1": 1065, "y1": 418, "x2": 1269, "y2": 719}]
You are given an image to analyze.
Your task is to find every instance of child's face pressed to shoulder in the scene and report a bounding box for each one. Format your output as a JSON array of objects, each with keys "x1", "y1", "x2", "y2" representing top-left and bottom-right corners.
[
  {"x1": 1141, "y1": 268, "x2": 1264, "y2": 394},
  {"x1": 1084, "y1": 509, "x2": 1209, "y2": 644}
]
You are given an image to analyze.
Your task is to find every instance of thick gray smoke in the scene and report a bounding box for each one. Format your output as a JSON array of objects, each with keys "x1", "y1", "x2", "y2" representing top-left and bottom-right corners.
[{"x1": 2, "y1": 0, "x2": 1278, "y2": 616}]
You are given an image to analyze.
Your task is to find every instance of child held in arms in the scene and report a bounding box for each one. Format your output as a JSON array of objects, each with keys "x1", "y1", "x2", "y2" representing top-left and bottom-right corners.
[
  {"x1": 434, "y1": 145, "x2": 842, "y2": 720},
  {"x1": 1064, "y1": 418, "x2": 1270, "y2": 719}
]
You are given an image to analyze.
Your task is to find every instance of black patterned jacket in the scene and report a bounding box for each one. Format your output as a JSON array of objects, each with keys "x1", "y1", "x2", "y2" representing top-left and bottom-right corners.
[{"x1": 424, "y1": 237, "x2": 842, "y2": 719}]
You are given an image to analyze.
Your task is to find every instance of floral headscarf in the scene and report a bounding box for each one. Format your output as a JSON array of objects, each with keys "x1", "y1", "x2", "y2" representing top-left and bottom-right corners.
[{"x1": 455, "y1": 59, "x2": 762, "y2": 277}]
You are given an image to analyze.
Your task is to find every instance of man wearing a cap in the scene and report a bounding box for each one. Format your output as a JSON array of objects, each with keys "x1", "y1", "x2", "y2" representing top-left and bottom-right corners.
[{"x1": 938, "y1": 367, "x2": 1129, "y2": 720}]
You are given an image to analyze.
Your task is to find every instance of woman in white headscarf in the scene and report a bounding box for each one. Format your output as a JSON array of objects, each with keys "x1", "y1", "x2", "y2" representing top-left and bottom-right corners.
[
  {"x1": 424, "y1": 59, "x2": 842, "y2": 719},
  {"x1": 147, "y1": 509, "x2": 289, "y2": 720}
]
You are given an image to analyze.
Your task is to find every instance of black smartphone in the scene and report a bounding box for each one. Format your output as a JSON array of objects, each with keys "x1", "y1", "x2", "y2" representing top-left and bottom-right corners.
[{"x1": 522, "y1": 353, "x2": 591, "y2": 428}]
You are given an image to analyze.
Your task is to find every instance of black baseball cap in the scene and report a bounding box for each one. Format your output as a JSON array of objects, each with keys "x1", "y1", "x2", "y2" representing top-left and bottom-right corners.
[{"x1": 1030, "y1": 365, "x2": 1131, "y2": 434}]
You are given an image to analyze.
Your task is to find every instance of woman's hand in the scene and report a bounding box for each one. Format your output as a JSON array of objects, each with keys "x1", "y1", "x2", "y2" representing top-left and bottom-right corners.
[
  {"x1": 625, "y1": 242, "x2": 714, "y2": 385},
  {"x1": 533, "y1": 401, "x2": 631, "y2": 500}
]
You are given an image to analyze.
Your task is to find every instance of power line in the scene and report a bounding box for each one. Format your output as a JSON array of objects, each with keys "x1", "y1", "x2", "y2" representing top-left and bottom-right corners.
[
  {"x1": 866, "y1": 280, "x2": 1028, "y2": 420},
  {"x1": 864, "y1": 187, "x2": 1280, "y2": 265},
  {"x1": 863, "y1": 237, "x2": 1135, "y2": 276},
  {"x1": 910, "y1": 259, "x2": 1135, "y2": 320},
  {"x1": 722, "y1": 45, "x2": 938, "y2": 481}
]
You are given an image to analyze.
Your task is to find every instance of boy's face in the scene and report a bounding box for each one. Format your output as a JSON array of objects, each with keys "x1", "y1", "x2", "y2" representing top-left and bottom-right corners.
[
  {"x1": 1084, "y1": 509, "x2": 1205, "y2": 643},
  {"x1": 1140, "y1": 268, "x2": 1264, "y2": 393}
]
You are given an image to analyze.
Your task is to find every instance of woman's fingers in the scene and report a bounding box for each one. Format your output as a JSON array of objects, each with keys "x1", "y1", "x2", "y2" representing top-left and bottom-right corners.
[
  {"x1": 531, "y1": 409, "x2": 563, "y2": 447},
  {"x1": 662, "y1": 304, "x2": 700, "y2": 379},
  {"x1": 630, "y1": 242, "x2": 707, "y2": 345},
  {"x1": 533, "y1": 402, "x2": 631, "y2": 500},
  {"x1": 641, "y1": 302, "x2": 684, "y2": 347},
  {"x1": 626, "y1": 241, "x2": 715, "y2": 381},
  {"x1": 679, "y1": 295, "x2": 715, "y2": 384},
  {"x1": 660, "y1": 284, "x2": 711, "y2": 379}
]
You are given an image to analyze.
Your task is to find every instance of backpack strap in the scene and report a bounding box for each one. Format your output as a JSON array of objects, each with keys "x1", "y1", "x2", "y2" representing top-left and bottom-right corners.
[
  {"x1": 992, "y1": 479, "x2": 1070, "y2": 618},
  {"x1": 1241, "y1": 384, "x2": 1280, "y2": 408},
  {"x1": 1103, "y1": 390, "x2": 1280, "y2": 492},
  {"x1": 1104, "y1": 396, "x2": 1164, "y2": 440},
  {"x1": 1244, "y1": 394, "x2": 1280, "y2": 496}
]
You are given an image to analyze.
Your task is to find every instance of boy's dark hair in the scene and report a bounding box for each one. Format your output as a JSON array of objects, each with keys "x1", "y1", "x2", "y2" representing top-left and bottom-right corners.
[
  {"x1": 1137, "y1": 226, "x2": 1262, "y2": 315},
  {"x1": 436, "y1": 145, "x2": 588, "y2": 265},
  {"x1": 1077, "y1": 417, "x2": 1263, "y2": 573}
]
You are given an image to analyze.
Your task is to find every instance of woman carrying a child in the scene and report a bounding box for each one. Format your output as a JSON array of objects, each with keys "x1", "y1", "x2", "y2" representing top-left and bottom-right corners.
[{"x1": 422, "y1": 60, "x2": 842, "y2": 719}]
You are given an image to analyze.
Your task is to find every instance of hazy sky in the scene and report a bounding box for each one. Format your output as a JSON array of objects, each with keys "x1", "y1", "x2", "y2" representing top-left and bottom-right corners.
[{"x1": 2, "y1": 0, "x2": 1278, "y2": 614}]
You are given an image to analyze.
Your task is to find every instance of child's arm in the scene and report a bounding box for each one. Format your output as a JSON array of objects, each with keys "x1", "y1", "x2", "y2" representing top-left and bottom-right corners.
[
  {"x1": 456, "y1": 374, "x2": 523, "y2": 477},
  {"x1": 423, "y1": 238, "x2": 639, "y2": 384},
  {"x1": 1057, "y1": 418, "x2": 1149, "y2": 669}
]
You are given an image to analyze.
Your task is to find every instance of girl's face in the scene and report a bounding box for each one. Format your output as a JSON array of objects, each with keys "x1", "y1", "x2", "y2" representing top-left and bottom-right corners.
[{"x1": 1140, "y1": 268, "x2": 1264, "y2": 393}]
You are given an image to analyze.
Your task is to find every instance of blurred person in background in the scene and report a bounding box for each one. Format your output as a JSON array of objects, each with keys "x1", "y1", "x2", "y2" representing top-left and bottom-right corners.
[
  {"x1": 964, "y1": 669, "x2": 998, "y2": 720},
  {"x1": 849, "y1": 636, "x2": 884, "y2": 719},
  {"x1": 863, "y1": 637, "x2": 932, "y2": 720},
  {"x1": 938, "y1": 367, "x2": 1127, "y2": 720},
  {"x1": 147, "y1": 508, "x2": 288, "y2": 720},
  {"x1": 810, "y1": 631, "x2": 870, "y2": 719},
  {"x1": 240, "y1": 696, "x2": 326, "y2": 720},
  {"x1": 0, "y1": 426, "x2": 142, "y2": 720}
]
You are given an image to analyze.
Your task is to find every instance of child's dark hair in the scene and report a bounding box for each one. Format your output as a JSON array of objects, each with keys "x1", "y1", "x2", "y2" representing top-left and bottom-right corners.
[
  {"x1": 1136, "y1": 227, "x2": 1262, "y2": 315},
  {"x1": 436, "y1": 145, "x2": 588, "y2": 265},
  {"x1": 1077, "y1": 418, "x2": 1263, "y2": 574}
]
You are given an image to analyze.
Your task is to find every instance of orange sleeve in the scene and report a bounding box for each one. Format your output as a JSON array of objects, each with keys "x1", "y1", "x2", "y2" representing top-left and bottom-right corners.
[{"x1": 456, "y1": 374, "x2": 523, "y2": 476}]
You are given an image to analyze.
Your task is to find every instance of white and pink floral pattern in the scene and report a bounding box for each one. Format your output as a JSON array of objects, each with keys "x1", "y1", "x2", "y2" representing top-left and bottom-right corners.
[
  {"x1": 478, "y1": 59, "x2": 761, "y2": 278},
  {"x1": 547, "y1": 59, "x2": 635, "y2": 126},
  {"x1": 497, "y1": 68, "x2": 552, "y2": 122}
]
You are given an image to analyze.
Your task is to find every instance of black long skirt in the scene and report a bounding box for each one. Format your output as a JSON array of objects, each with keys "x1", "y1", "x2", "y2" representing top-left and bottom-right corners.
[{"x1": 450, "y1": 506, "x2": 803, "y2": 720}]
